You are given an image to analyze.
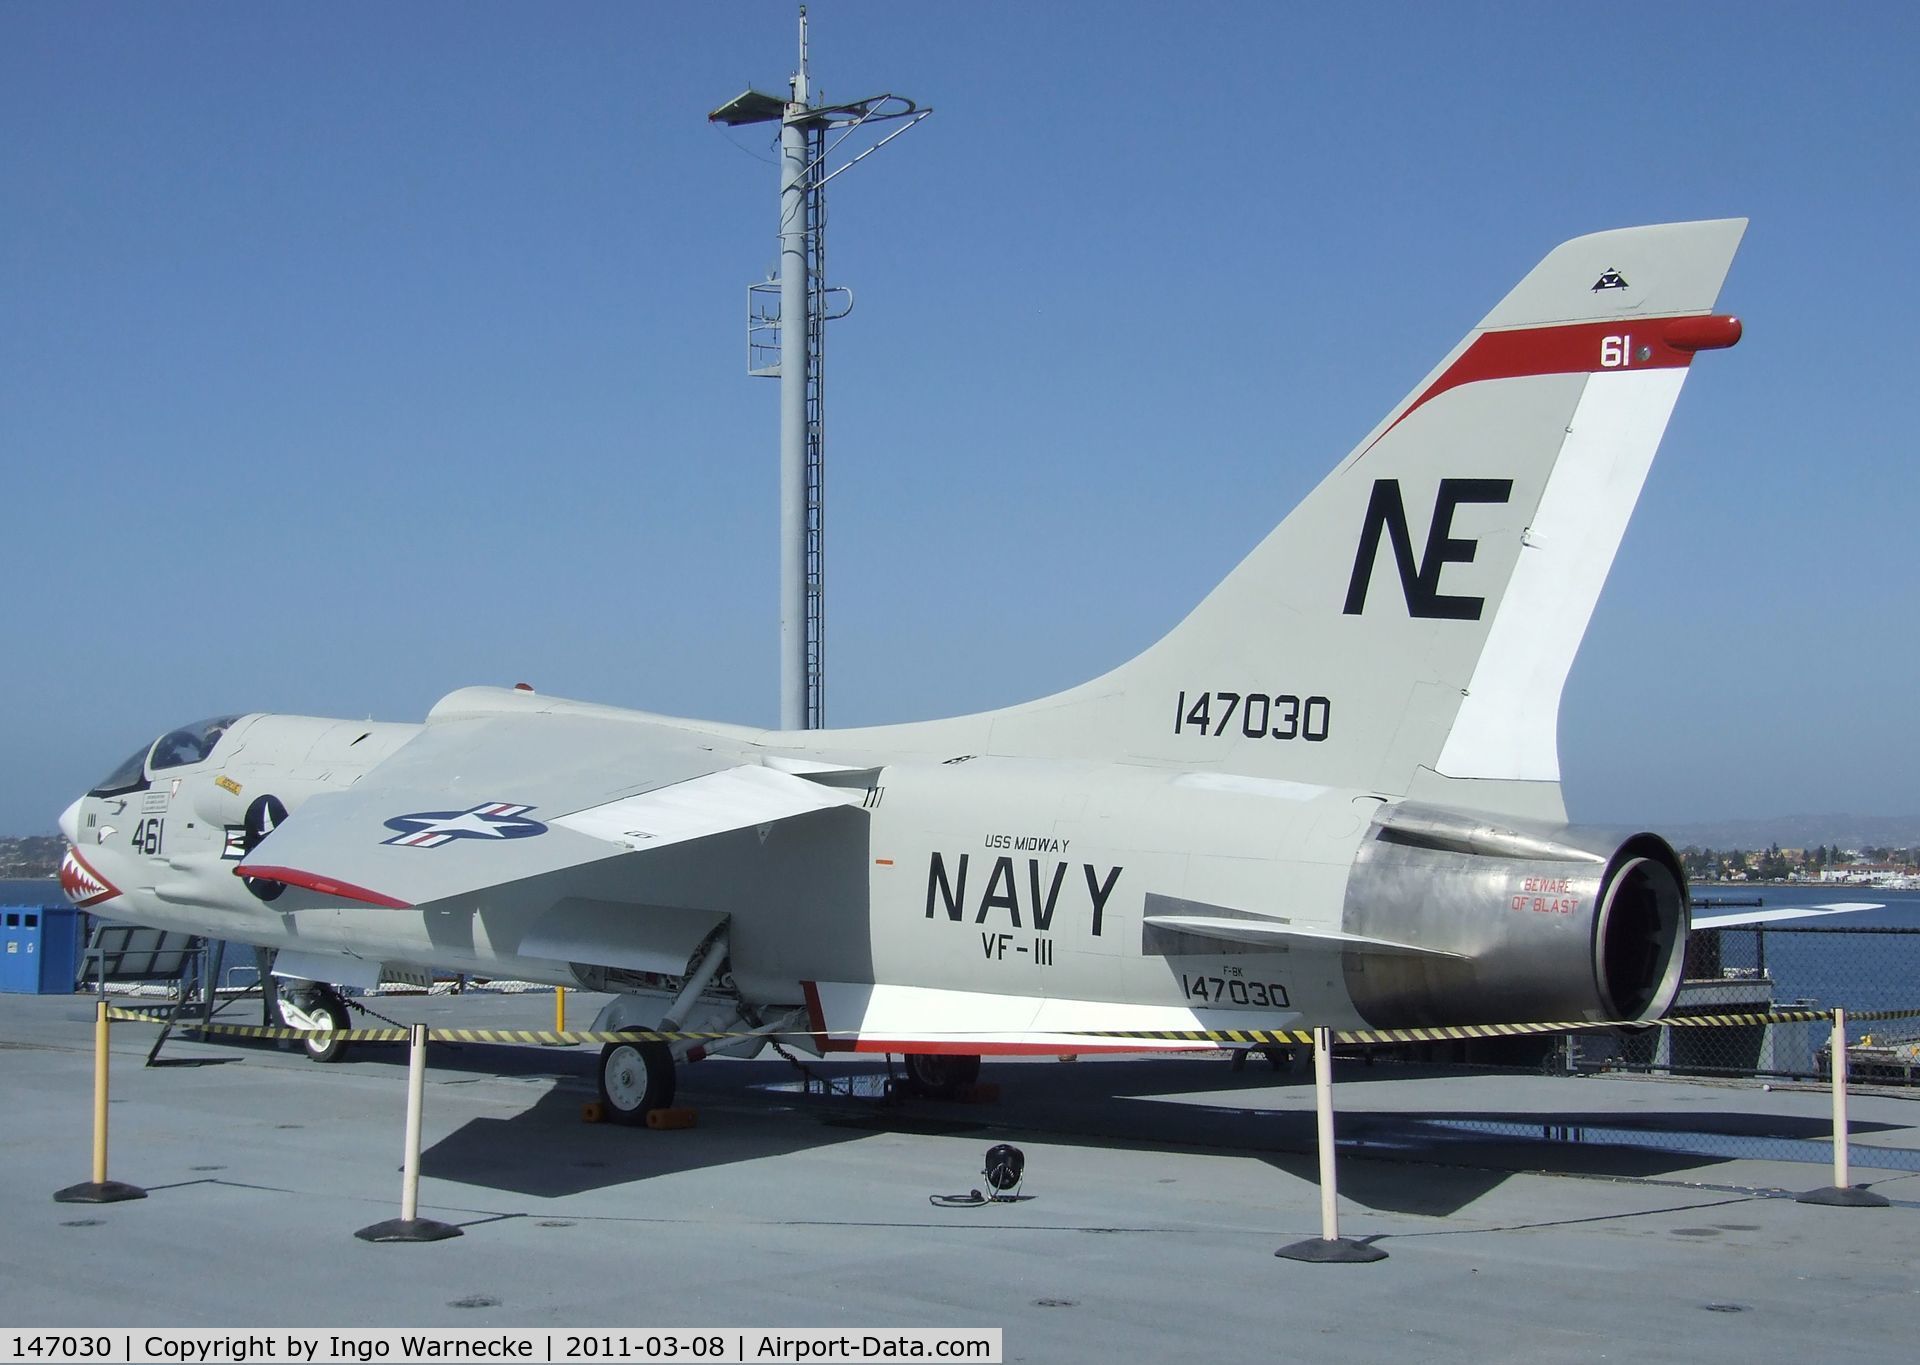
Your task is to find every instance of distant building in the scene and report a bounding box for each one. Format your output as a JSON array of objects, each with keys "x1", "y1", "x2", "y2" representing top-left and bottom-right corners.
[{"x1": 1819, "y1": 862, "x2": 1918, "y2": 886}]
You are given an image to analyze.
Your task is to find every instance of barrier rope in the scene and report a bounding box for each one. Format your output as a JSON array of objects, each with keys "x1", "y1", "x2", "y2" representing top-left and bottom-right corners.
[
  {"x1": 1080, "y1": 1006, "x2": 1920, "y2": 1048},
  {"x1": 99, "y1": 1003, "x2": 1920, "y2": 1050}
]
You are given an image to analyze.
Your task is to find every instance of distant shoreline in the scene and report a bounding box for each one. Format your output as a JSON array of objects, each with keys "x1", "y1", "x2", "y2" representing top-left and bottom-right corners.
[{"x1": 1694, "y1": 879, "x2": 1916, "y2": 891}]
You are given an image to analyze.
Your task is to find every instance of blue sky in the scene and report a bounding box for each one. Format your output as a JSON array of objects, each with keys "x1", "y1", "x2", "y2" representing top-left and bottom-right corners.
[{"x1": 2, "y1": 2, "x2": 1914, "y2": 834}]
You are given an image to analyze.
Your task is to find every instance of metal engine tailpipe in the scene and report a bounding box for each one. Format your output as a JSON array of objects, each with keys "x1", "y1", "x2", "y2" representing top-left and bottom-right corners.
[
  {"x1": 1340, "y1": 805, "x2": 1689, "y2": 1030},
  {"x1": 1592, "y1": 839, "x2": 1689, "y2": 1022}
]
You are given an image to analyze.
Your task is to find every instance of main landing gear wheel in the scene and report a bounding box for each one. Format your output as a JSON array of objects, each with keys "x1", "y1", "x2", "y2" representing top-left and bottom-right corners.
[
  {"x1": 598, "y1": 1033, "x2": 676, "y2": 1125},
  {"x1": 282, "y1": 985, "x2": 353, "y2": 1064},
  {"x1": 899, "y1": 1052, "x2": 981, "y2": 1099}
]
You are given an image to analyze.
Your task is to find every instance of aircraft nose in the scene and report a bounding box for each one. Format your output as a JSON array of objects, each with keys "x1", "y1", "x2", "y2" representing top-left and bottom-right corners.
[{"x1": 59, "y1": 796, "x2": 82, "y2": 846}]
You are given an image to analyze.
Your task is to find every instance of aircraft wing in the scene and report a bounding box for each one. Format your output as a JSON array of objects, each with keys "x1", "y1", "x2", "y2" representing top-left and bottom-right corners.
[
  {"x1": 235, "y1": 712, "x2": 865, "y2": 910},
  {"x1": 1691, "y1": 901, "x2": 1884, "y2": 929}
]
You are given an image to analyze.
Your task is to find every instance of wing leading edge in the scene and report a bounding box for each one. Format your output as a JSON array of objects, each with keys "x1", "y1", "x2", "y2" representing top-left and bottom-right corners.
[{"x1": 234, "y1": 712, "x2": 867, "y2": 910}]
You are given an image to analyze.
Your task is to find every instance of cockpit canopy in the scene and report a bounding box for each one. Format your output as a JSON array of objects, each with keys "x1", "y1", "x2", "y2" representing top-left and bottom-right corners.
[
  {"x1": 152, "y1": 716, "x2": 237, "y2": 770},
  {"x1": 88, "y1": 716, "x2": 241, "y2": 796}
]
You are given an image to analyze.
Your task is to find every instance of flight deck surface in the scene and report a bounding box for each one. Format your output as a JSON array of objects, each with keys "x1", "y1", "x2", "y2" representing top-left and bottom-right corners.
[{"x1": 2, "y1": 990, "x2": 1915, "y2": 1362}]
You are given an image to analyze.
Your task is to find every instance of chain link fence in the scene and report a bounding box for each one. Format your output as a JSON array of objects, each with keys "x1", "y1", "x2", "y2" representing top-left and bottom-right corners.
[
  {"x1": 1282, "y1": 922, "x2": 1920, "y2": 1185},
  {"x1": 1560, "y1": 925, "x2": 1920, "y2": 1083},
  {"x1": 1322, "y1": 924, "x2": 1920, "y2": 1083}
]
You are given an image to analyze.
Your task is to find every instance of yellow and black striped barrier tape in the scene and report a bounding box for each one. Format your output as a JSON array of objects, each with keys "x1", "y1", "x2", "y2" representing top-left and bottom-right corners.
[
  {"x1": 103, "y1": 1006, "x2": 768, "y2": 1046},
  {"x1": 1082, "y1": 1006, "x2": 1920, "y2": 1047},
  {"x1": 100, "y1": 1003, "x2": 1920, "y2": 1050}
]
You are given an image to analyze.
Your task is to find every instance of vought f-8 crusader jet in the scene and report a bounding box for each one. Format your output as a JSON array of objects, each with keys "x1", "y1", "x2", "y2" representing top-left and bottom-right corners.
[{"x1": 64, "y1": 220, "x2": 1788, "y2": 1121}]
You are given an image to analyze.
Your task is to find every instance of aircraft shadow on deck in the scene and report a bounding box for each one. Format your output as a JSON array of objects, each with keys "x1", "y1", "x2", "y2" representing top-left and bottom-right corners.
[
  {"x1": 417, "y1": 1086, "x2": 881, "y2": 1199},
  {"x1": 382, "y1": 1050, "x2": 1918, "y2": 1214},
  {"x1": 962, "y1": 1063, "x2": 1915, "y2": 1214}
]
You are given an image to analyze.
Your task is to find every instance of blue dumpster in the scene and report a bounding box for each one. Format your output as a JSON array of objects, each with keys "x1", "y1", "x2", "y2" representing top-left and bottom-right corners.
[{"x1": 0, "y1": 904, "x2": 84, "y2": 993}]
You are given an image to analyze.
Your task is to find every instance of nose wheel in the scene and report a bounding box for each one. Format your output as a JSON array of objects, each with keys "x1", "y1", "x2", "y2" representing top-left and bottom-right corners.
[{"x1": 598, "y1": 1034, "x2": 677, "y2": 1124}]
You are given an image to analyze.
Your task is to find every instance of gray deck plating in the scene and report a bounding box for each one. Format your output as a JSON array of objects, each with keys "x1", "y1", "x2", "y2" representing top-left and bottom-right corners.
[{"x1": 3, "y1": 991, "x2": 1916, "y2": 1361}]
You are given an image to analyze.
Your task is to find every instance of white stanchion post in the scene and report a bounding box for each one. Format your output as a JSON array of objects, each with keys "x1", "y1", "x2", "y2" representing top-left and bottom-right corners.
[
  {"x1": 1796, "y1": 1005, "x2": 1889, "y2": 1208},
  {"x1": 1276, "y1": 1025, "x2": 1385, "y2": 1263},
  {"x1": 1314, "y1": 1026, "x2": 1340, "y2": 1241},
  {"x1": 400, "y1": 1022, "x2": 427, "y2": 1222},
  {"x1": 1831, "y1": 1007, "x2": 1851, "y2": 1192},
  {"x1": 355, "y1": 1023, "x2": 462, "y2": 1241}
]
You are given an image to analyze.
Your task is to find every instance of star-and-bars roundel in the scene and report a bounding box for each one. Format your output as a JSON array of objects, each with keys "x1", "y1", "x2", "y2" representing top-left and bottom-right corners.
[{"x1": 381, "y1": 802, "x2": 548, "y2": 849}]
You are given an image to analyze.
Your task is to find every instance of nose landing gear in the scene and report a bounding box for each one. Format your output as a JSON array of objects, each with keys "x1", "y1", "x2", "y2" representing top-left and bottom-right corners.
[{"x1": 279, "y1": 983, "x2": 353, "y2": 1064}]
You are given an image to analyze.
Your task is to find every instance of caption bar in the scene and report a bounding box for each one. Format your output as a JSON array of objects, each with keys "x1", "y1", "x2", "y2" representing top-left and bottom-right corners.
[{"x1": 4, "y1": 1333, "x2": 1000, "y2": 1365}]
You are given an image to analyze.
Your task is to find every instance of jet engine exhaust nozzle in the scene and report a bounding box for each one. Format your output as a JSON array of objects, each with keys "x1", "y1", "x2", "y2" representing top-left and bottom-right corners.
[{"x1": 1340, "y1": 806, "x2": 1688, "y2": 1030}]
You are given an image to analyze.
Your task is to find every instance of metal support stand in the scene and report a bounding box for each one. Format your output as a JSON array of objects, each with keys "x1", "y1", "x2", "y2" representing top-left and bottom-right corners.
[
  {"x1": 145, "y1": 938, "x2": 257, "y2": 1065},
  {"x1": 1276, "y1": 1027, "x2": 1385, "y2": 1263},
  {"x1": 258, "y1": 947, "x2": 281, "y2": 1032},
  {"x1": 1797, "y1": 1008, "x2": 1891, "y2": 1208},
  {"x1": 145, "y1": 936, "x2": 206, "y2": 1065},
  {"x1": 355, "y1": 1024, "x2": 461, "y2": 1242},
  {"x1": 55, "y1": 1000, "x2": 147, "y2": 1204}
]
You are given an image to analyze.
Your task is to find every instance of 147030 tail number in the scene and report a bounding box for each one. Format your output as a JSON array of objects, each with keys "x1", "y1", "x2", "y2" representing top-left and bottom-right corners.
[{"x1": 1174, "y1": 690, "x2": 1330, "y2": 741}]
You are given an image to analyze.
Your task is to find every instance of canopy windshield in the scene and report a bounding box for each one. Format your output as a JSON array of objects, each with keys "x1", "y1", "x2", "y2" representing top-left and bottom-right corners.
[{"x1": 150, "y1": 716, "x2": 240, "y2": 771}]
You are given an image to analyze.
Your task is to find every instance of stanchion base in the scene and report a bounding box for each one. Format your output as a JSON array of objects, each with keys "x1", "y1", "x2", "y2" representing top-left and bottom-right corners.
[
  {"x1": 54, "y1": 1180, "x2": 148, "y2": 1204},
  {"x1": 1795, "y1": 1185, "x2": 1891, "y2": 1208},
  {"x1": 1275, "y1": 1236, "x2": 1387, "y2": 1263},
  {"x1": 354, "y1": 1217, "x2": 464, "y2": 1242}
]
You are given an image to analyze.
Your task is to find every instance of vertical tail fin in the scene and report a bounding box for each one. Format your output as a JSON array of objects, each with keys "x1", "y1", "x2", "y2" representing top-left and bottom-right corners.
[{"x1": 974, "y1": 219, "x2": 1747, "y2": 816}]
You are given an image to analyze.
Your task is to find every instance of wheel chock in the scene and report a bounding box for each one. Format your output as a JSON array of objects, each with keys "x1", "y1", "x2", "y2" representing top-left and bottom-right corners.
[
  {"x1": 646, "y1": 1106, "x2": 699, "y2": 1130},
  {"x1": 952, "y1": 1082, "x2": 1001, "y2": 1105},
  {"x1": 581, "y1": 1102, "x2": 606, "y2": 1124}
]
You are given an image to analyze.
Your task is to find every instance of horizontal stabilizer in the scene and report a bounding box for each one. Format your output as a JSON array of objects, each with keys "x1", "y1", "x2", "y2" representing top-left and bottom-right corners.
[{"x1": 1691, "y1": 901, "x2": 1884, "y2": 929}]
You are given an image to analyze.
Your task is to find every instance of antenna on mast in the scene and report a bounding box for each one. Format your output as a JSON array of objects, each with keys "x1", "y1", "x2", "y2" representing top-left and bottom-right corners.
[
  {"x1": 709, "y1": 10, "x2": 929, "y2": 731},
  {"x1": 794, "y1": 5, "x2": 809, "y2": 104}
]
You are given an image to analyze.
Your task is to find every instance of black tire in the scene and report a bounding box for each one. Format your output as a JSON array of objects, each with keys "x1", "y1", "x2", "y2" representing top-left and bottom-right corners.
[
  {"x1": 598, "y1": 1036, "x2": 676, "y2": 1125},
  {"x1": 300, "y1": 991, "x2": 352, "y2": 1065},
  {"x1": 900, "y1": 1052, "x2": 981, "y2": 1098}
]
